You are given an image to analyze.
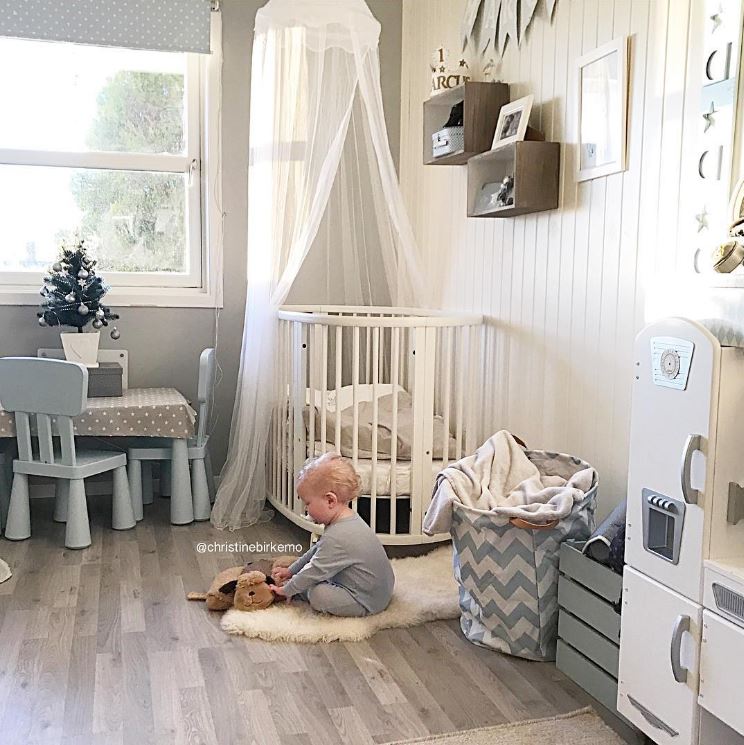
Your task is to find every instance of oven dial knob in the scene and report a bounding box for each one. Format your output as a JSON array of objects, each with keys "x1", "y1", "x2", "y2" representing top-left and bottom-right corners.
[{"x1": 661, "y1": 350, "x2": 681, "y2": 379}]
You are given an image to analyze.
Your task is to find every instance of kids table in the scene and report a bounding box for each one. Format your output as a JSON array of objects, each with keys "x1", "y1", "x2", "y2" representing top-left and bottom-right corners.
[{"x1": 0, "y1": 387, "x2": 197, "y2": 525}]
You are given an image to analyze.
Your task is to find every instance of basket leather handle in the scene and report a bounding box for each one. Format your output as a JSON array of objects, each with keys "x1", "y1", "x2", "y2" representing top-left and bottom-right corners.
[
  {"x1": 509, "y1": 517, "x2": 559, "y2": 531},
  {"x1": 511, "y1": 433, "x2": 528, "y2": 448}
]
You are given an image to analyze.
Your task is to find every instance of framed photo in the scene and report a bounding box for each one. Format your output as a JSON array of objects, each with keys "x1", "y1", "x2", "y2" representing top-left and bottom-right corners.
[
  {"x1": 492, "y1": 95, "x2": 534, "y2": 149},
  {"x1": 577, "y1": 37, "x2": 629, "y2": 181}
]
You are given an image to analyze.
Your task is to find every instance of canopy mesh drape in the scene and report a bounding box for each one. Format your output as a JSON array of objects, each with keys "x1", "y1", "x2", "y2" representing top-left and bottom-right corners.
[{"x1": 211, "y1": 0, "x2": 425, "y2": 530}]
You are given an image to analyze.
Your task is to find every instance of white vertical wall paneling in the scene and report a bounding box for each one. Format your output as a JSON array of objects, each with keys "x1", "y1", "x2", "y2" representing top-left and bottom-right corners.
[
  {"x1": 676, "y1": 0, "x2": 705, "y2": 276},
  {"x1": 566, "y1": 0, "x2": 595, "y2": 458},
  {"x1": 597, "y1": 0, "x2": 633, "y2": 495},
  {"x1": 541, "y1": 0, "x2": 569, "y2": 446},
  {"x1": 656, "y1": 0, "x2": 691, "y2": 279},
  {"x1": 533, "y1": 5, "x2": 559, "y2": 442},
  {"x1": 590, "y1": 1, "x2": 626, "y2": 485},
  {"x1": 400, "y1": 0, "x2": 697, "y2": 517},
  {"x1": 529, "y1": 11, "x2": 548, "y2": 443},
  {"x1": 610, "y1": 0, "x2": 651, "y2": 486}
]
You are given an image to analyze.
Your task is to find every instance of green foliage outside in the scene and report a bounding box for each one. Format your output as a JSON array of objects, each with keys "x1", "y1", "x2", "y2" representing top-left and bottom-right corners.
[{"x1": 66, "y1": 71, "x2": 188, "y2": 273}]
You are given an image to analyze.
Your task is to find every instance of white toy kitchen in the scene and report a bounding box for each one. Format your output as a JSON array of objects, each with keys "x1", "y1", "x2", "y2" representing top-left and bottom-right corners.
[{"x1": 618, "y1": 317, "x2": 744, "y2": 744}]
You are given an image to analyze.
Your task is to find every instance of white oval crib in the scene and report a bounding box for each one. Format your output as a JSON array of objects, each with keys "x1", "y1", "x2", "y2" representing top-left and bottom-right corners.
[{"x1": 269, "y1": 306, "x2": 484, "y2": 545}]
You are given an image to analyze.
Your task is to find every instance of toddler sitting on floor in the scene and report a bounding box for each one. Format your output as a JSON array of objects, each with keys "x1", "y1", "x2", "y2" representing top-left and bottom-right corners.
[{"x1": 271, "y1": 452, "x2": 395, "y2": 617}]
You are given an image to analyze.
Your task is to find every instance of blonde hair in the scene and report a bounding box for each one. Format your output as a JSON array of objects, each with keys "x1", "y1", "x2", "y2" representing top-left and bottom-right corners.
[{"x1": 298, "y1": 452, "x2": 362, "y2": 503}]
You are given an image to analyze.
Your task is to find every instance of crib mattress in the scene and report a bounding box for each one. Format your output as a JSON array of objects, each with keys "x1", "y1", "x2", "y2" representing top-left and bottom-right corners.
[{"x1": 312, "y1": 443, "x2": 445, "y2": 496}]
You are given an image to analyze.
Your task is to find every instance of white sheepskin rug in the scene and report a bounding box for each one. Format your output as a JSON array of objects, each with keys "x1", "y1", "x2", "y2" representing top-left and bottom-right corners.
[
  {"x1": 221, "y1": 544, "x2": 459, "y2": 643},
  {"x1": 0, "y1": 558, "x2": 11, "y2": 585}
]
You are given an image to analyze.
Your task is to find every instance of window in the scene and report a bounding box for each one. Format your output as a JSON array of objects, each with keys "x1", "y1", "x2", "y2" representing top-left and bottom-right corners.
[{"x1": 0, "y1": 36, "x2": 219, "y2": 302}]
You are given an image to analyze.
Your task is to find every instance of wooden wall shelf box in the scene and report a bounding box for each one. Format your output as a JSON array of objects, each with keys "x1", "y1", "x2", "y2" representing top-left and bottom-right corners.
[
  {"x1": 423, "y1": 81, "x2": 510, "y2": 165},
  {"x1": 467, "y1": 141, "x2": 560, "y2": 218}
]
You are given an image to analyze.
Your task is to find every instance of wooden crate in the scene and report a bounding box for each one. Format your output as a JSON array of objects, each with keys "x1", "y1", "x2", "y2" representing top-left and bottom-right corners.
[{"x1": 556, "y1": 541, "x2": 643, "y2": 743}]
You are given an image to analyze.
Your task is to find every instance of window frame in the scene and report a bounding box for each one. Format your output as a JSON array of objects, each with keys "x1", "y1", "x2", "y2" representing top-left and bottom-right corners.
[{"x1": 0, "y1": 34, "x2": 223, "y2": 308}]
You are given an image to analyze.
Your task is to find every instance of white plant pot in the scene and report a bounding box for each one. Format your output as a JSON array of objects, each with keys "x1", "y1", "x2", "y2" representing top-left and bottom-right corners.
[{"x1": 60, "y1": 331, "x2": 100, "y2": 368}]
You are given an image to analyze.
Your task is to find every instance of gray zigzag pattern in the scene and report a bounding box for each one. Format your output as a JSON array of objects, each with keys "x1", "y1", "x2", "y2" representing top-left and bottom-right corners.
[
  {"x1": 451, "y1": 484, "x2": 597, "y2": 660},
  {"x1": 455, "y1": 532, "x2": 535, "y2": 566},
  {"x1": 458, "y1": 565, "x2": 539, "y2": 599},
  {"x1": 462, "y1": 615, "x2": 550, "y2": 660}
]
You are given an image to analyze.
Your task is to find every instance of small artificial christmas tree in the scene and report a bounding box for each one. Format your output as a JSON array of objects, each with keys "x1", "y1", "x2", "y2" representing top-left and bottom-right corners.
[{"x1": 37, "y1": 239, "x2": 120, "y2": 336}]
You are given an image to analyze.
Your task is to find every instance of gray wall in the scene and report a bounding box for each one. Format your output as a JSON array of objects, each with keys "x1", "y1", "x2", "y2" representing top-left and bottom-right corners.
[{"x1": 0, "y1": 0, "x2": 403, "y2": 471}]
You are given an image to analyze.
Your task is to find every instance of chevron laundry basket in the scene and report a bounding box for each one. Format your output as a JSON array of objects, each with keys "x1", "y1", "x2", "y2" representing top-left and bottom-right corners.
[{"x1": 451, "y1": 451, "x2": 597, "y2": 662}]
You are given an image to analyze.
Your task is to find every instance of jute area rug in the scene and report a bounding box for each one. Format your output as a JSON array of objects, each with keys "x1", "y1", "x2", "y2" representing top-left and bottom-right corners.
[
  {"x1": 221, "y1": 544, "x2": 459, "y2": 643},
  {"x1": 382, "y1": 708, "x2": 626, "y2": 745}
]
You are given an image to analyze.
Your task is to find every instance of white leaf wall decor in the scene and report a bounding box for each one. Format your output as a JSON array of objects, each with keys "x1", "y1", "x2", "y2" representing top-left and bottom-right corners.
[
  {"x1": 462, "y1": 0, "x2": 557, "y2": 56},
  {"x1": 502, "y1": 0, "x2": 519, "y2": 50},
  {"x1": 520, "y1": 0, "x2": 540, "y2": 38},
  {"x1": 461, "y1": 0, "x2": 482, "y2": 50},
  {"x1": 480, "y1": 0, "x2": 502, "y2": 53}
]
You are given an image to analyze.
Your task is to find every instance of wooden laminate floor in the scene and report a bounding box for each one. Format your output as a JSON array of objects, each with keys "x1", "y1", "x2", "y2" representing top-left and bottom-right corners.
[{"x1": 1, "y1": 496, "x2": 611, "y2": 745}]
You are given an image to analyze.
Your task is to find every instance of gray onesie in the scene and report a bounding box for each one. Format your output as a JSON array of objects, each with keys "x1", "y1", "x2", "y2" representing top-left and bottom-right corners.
[{"x1": 282, "y1": 513, "x2": 395, "y2": 616}]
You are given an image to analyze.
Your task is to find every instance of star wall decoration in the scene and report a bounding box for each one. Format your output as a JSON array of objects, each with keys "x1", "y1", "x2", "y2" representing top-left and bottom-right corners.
[
  {"x1": 703, "y1": 101, "x2": 717, "y2": 133},
  {"x1": 710, "y1": 5, "x2": 723, "y2": 32},
  {"x1": 696, "y1": 207, "x2": 709, "y2": 233}
]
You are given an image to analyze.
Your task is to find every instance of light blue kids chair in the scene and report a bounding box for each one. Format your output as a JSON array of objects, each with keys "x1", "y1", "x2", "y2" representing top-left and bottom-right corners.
[
  {"x1": 127, "y1": 348, "x2": 216, "y2": 521},
  {"x1": 0, "y1": 357, "x2": 135, "y2": 549}
]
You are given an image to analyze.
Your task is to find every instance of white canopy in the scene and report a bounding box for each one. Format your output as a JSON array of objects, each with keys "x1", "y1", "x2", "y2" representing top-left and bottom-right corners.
[{"x1": 212, "y1": 0, "x2": 425, "y2": 529}]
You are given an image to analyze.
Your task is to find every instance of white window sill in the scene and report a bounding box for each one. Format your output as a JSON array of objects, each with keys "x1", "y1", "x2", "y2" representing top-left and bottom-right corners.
[{"x1": 0, "y1": 284, "x2": 223, "y2": 308}]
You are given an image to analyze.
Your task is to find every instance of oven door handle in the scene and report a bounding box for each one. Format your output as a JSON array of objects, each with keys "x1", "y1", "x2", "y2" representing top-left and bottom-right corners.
[
  {"x1": 670, "y1": 614, "x2": 691, "y2": 684},
  {"x1": 681, "y1": 434, "x2": 702, "y2": 505}
]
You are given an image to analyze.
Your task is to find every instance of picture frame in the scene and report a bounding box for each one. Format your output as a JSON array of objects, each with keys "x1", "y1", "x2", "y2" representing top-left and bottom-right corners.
[
  {"x1": 577, "y1": 36, "x2": 629, "y2": 181},
  {"x1": 491, "y1": 94, "x2": 534, "y2": 150}
]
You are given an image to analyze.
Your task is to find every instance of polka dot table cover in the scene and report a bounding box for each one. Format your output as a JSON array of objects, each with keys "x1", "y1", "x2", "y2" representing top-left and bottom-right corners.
[{"x1": 0, "y1": 388, "x2": 196, "y2": 439}]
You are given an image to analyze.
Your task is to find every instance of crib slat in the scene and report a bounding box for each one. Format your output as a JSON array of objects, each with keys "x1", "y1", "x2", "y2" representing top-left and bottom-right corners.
[
  {"x1": 286, "y1": 320, "x2": 294, "y2": 508},
  {"x1": 410, "y1": 326, "x2": 427, "y2": 536},
  {"x1": 365, "y1": 319, "x2": 372, "y2": 384},
  {"x1": 275, "y1": 320, "x2": 282, "y2": 502},
  {"x1": 280, "y1": 321, "x2": 288, "y2": 508},
  {"x1": 335, "y1": 326, "x2": 342, "y2": 456},
  {"x1": 321, "y1": 324, "x2": 328, "y2": 454},
  {"x1": 420, "y1": 327, "x2": 436, "y2": 530},
  {"x1": 378, "y1": 321, "x2": 386, "y2": 383},
  {"x1": 308, "y1": 324, "x2": 318, "y2": 458},
  {"x1": 466, "y1": 325, "x2": 478, "y2": 453},
  {"x1": 352, "y1": 327, "x2": 360, "y2": 502},
  {"x1": 370, "y1": 326, "x2": 380, "y2": 533},
  {"x1": 270, "y1": 329, "x2": 275, "y2": 498},
  {"x1": 390, "y1": 326, "x2": 400, "y2": 535},
  {"x1": 292, "y1": 322, "x2": 308, "y2": 513},
  {"x1": 455, "y1": 328, "x2": 465, "y2": 459},
  {"x1": 442, "y1": 326, "x2": 452, "y2": 469},
  {"x1": 286, "y1": 321, "x2": 293, "y2": 509}
]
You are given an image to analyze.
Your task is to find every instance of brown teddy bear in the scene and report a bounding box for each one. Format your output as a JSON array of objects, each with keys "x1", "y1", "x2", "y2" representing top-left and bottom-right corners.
[{"x1": 187, "y1": 556, "x2": 296, "y2": 611}]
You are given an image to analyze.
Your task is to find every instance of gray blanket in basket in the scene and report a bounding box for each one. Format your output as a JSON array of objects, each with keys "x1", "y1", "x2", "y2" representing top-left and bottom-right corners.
[{"x1": 423, "y1": 431, "x2": 596, "y2": 534}]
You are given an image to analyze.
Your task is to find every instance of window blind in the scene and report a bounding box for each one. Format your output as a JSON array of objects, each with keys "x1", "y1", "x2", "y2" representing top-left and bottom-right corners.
[{"x1": 0, "y1": 0, "x2": 212, "y2": 53}]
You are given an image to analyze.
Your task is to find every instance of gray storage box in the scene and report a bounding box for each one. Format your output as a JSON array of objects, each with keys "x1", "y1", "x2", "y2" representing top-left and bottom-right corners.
[
  {"x1": 88, "y1": 362, "x2": 123, "y2": 397},
  {"x1": 432, "y1": 126, "x2": 464, "y2": 159}
]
